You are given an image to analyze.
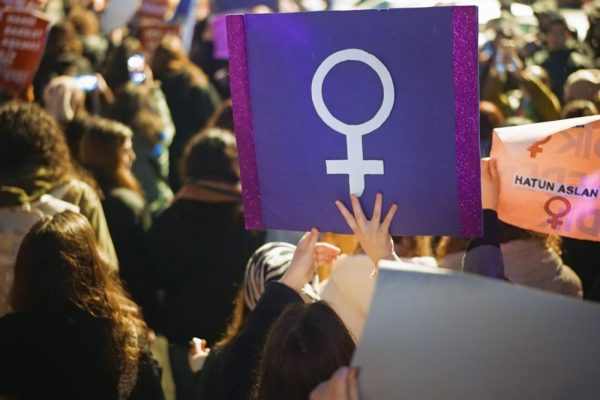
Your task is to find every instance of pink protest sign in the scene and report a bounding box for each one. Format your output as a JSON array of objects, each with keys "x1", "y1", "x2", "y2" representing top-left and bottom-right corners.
[
  {"x1": 492, "y1": 115, "x2": 600, "y2": 242},
  {"x1": 0, "y1": 8, "x2": 49, "y2": 95}
]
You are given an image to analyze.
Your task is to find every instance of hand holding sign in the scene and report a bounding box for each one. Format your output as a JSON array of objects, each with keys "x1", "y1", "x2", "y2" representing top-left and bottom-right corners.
[
  {"x1": 227, "y1": 8, "x2": 480, "y2": 235},
  {"x1": 481, "y1": 158, "x2": 500, "y2": 211},
  {"x1": 491, "y1": 115, "x2": 600, "y2": 241},
  {"x1": 335, "y1": 193, "x2": 398, "y2": 268}
]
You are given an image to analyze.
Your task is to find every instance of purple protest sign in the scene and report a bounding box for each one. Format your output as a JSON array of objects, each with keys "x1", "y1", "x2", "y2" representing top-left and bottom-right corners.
[
  {"x1": 211, "y1": 13, "x2": 229, "y2": 60},
  {"x1": 227, "y1": 7, "x2": 481, "y2": 236}
]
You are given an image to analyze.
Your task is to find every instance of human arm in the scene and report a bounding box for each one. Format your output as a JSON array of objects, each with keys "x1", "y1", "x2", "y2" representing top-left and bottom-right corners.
[
  {"x1": 310, "y1": 366, "x2": 361, "y2": 400},
  {"x1": 218, "y1": 230, "x2": 327, "y2": 399},
  {"x1": 463, "y1": 158, "x2": 506, "y2": 280}
]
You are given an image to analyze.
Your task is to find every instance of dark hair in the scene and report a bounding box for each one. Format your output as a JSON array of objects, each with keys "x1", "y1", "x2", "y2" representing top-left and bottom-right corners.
[
  {"x1": 130, "y1": 110, "x2": 165, "y2": 147},
  {"x1": 480, "y1": 101, "x2": 505, "y2": 145},
  {"x1": 216, "y1": 289, "x2": 250, "y2": 347},
  {"x1": 44, "y1": 22, "x2": 83, "y2": 57},
  {"x1": 392, "y1": 236, "x2": 433, "y2": 258},
  {"x1": 560, "y1": 100, "x2": 599, "y2": 119},
  {"x1": 0, "y1": 101, "x2": 79, "y2": 182},
  {"x1": 180, "y1": 128, "x2": 239, "y2": 184},
  {"x1": 10, "y1": 211, "x2": 148, "y2": 387},
  {"x1": 102, "y1": 37, "x2": 143, "y2": 91},
  {"x1": 151, "y1": 35, "x2": 209, "y2": 87},
  {"x1": 254, "y1": 301, "x2": 356, "y2": 400},
  {"x1": 207, "y1": 99, "x2": 234, "y2": 132},
  {"x1": 79, "y1": 116, "x2": 141, "y2": 192},
  {"x1": 109, "y1": 83, "x2": 159, "y2": 127},
  {"x1": 67, "y1": 6, "x2": 100, "y2": 35}
]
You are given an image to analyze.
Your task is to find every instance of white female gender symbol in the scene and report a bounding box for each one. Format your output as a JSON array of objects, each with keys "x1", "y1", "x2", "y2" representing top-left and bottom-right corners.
[{"x1": 311, "y1": 48, "x2": 395, "y2": 196}]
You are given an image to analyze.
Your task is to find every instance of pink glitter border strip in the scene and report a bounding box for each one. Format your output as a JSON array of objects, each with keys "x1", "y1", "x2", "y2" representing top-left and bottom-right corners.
[
  {"x1": 452, "y1": 6, "x2": 482, "y2": 236},
  {"x1": 226, "y1": 15, "x2": 263, "y2": 229}
]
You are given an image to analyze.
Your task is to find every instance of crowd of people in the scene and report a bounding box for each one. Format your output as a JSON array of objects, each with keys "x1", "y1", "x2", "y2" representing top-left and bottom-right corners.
[{"x1": 0, "y1": 0, "x2": 599, "y2": 399}]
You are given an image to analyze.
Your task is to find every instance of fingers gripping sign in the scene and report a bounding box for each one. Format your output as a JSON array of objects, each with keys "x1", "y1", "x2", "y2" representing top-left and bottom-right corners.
[{"x1": 335, "y1": 193, "x2": 398, "y2": 270}]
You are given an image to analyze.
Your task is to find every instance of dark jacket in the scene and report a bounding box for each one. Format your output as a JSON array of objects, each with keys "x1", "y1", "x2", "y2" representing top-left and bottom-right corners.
[
  {"x1": 0, "y1": 306, "x2": 164, "y2": 400},
  {"x1": 100, "y1": 184, "x2": 156, "y2": 324},
  {"x1": 156, "y1": 70, "x2": 220, "y2": 190},
  {"x1": 217, "y1": 282, "x2": 302, "y2": 400},
  {"x1": 148, "y1": 199, "x2": 263, "y2": 345}
]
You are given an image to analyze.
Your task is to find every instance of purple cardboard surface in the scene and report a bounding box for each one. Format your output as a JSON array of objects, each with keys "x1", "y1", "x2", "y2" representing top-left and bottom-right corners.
[
  {"x1": 211, "y1": 13, "x2": 229, "y2": 59},
  {"x1": 228, "y1": 7, "x2": 481, "y2": 235}
]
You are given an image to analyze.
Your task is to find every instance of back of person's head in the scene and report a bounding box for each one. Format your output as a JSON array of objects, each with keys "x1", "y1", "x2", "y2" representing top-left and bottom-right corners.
[
  {"x1": 10, "y1": 211, "x2": 111, "y2": 313},
  {"x1": 102, "y1": 37, "x2": 143, "y2": 90},
  {"x1": 394, "y1": 236, "x2": 433, "y2": 258},
  {"x1": 207, "y1": 99, "x2": 234, "y2": 132},
  {"x1": 130, "y1": 109, "x2": 165, "y2": 148},
  {"x1": 254, "y1": 301, "x2": 356, "y2": 400},
  {"x1": 152, "y1": 34, "x2": 208, "y2": 86},
  {"x1": 564, "y1": 69, "x2": 600, "y2": 103},
  {"x1": 480, "y1": 101, "x2": 504, "y2": 156},
  {"x1": 44, "y1": 22, "x2": 83, "y2": 57},
  {"x1": 10, "y1": 211, "x2": 148, "y2": 395},
  {"x1": 0, "y1": 101, "x2": 75, "y2": 182},
  {"x1": 180, "y1": 128, "x2": 239, "y2": 184},
  {"x1": 109, "y1": 82, "x2": 157, "y2": 127},
  {"x1": 79, "y1": 117, "x2": 140, "y2": 192},
  {"x1": 67, "y1": 5, "x2": 100, "y2": 36},
  {"x1": 217, "y1": 242, "x2": 297, "y2": 347},
  {"x1": 560, "y1": 99, "x2": 599, "y2": 119},
  {"x1": 500, "y1": 222, "x2": 561, "y2": 254}
]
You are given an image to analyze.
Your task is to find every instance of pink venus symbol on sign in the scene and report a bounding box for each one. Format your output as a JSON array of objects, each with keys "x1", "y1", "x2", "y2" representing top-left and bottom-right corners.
[
  {"x1": 544, "y1": 196, "x2": 572, "y2": 229},
  {"x1": 311, "y1": 49, "x2": 395, "y2": 197}
]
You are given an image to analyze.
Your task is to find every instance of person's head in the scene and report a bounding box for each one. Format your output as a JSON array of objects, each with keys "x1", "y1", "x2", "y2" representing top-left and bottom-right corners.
[
  {"x1": 499, "y1": 222, "x2": 561, "y2": 255},
  {"x1": 101, "y1": 37, "x2": 143, "y2": 91},
  {"x1": 109, "y1": 82, "x2": 159, "y2": 128},
  {"x1": 560, "y1": 99, "x2": 599, "y2": 119},
  {"x1": 0, "y1": 101, "x2": 76, "y2": 182},
  {"x1": 151, "y1": 35, "x2": 208, "y2": 85},
  {"x1": 207, "y1": 99, "x2": 234, "y2": 132},
  {"x1": 392, "y1": 236, "x2": 433, "y2": 258},
  {"x1": 10, "y1": 211, "x2": 147, "y2": 389},
  {"x1": 543, "y1": 15, "x2": 570, "y2": 52},
  {"x1": 67, "y1": 5, "x2": 100, "y2": 36},
  {"x1": 218, "y1": 242, "x2": 300, "y2": 347},
  {"x1": 44, "y1": 22, "x2": 83, "y2": 57},
  {"x1": 180, "y1": 128, "x2": 239, "y2": 184},
  {"x1": 479, "y1": 101, "x2": 505, "y2": 157},
  {"x1": 79, "y1": 117, "x2": 140, "y2": 192},
  {"x1": 563, "y1": 69, "x2": 600, "y2": 103},
  {"x1": 130, "y1": 109, "x2": 165, "y2": 148},
  {"x1": 254, "y1": 301, "x2": 356, "y2": 400}
]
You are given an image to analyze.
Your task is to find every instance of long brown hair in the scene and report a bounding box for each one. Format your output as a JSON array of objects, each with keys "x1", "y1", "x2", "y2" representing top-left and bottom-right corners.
[
  {"x1": 254, "y1": 301, "x2": 356, "y2": 400},
  {"x1": 0, "y1": 101, "x2": 81, "y2": 182},
  {"x1": 151, "y1": 34, "x2": 210, "y2": 87},
  {"x1": 10, "y1": 211, "x2": 148, "y2": 392},
  {"x1": 79, "y1": 117, "x2": 142, "y2": 193}
]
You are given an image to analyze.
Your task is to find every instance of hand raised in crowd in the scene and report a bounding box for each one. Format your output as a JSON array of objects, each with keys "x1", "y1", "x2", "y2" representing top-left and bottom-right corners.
[
  {"x1": 335, "y1": 193, "x2": 399, "y2": 268},
  {"x1": 481, "y1": 157, "x2": 500, "y2": 211},
  {"x1": 310, "y1": 366, "x2": 361, "y2": 400},
  {"x1": 188, "y1": 337, "x2": 210, "y2": 373},
  {"x1": 280, "y1": 229, "x2": 340, "y2": 293}
]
